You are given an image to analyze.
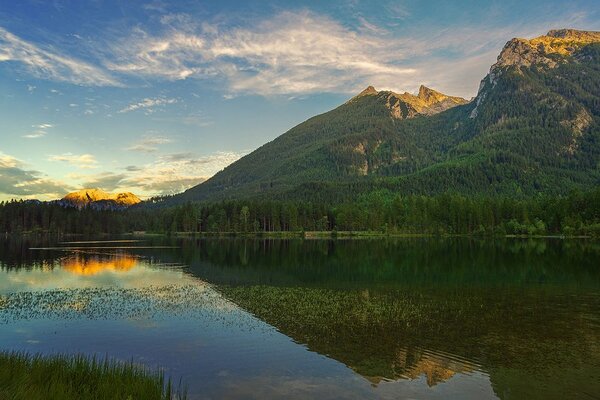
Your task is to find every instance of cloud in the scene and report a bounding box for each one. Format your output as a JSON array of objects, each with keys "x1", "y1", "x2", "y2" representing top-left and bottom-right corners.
[
  {"x1": 118, "y1": 97, "x2": 177, "y2": 114},
  {"x1": 102, "y1": 9, "x2": 599, "y2": 98},
  {"x1": 0, "y1": 26, "x2": 120, "y2": 86},
  {"x1": 152, "y1": 112, "x2": 213, "y2": 128},
  {"x1": 105, "y1": 10, "x2": 416, "y2": 95},
  {"x1": 78, "y1": 172, "x2": 128, "y2": 191},
  {"x1": 126, "y1": 135, "x2": 172, "y2": 153},
  {"x1": 0, "y1": 152, "x2": 71, "y2": 200},
  {"x1": 63, "y1": 150, "x2": 245, "y2": 197},
  {"x1": 4, "y1": 9, "x2": 596, "y2": 97},
  {"x1": 23, "y1": 123, "x2": 53, "y2": 139},
  {"x1": 120, "y1": 151, "x2": 246, "y2": 195},
  {"x1": 48, "y1": 153, "x2": 98, "y2": 169}
]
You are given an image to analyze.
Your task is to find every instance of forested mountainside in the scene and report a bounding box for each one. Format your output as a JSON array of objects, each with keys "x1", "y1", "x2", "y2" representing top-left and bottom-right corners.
[{"x1": 170, "y1": 29, "x2": 600, "y2": 204}]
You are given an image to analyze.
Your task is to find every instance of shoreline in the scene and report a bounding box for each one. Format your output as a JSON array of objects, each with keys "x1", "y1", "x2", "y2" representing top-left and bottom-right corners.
[
  {"x1": 139, "y1": 231, "x2": 595, "y2": 240},
  {"x1": 4, "y1": 230, "x2": 596, "y2": 240}
]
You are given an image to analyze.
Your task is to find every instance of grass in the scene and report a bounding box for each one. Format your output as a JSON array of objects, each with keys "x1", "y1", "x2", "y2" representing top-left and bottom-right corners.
[{"x1": 0, "y1": 352, "x2": 186, "y2": 400}]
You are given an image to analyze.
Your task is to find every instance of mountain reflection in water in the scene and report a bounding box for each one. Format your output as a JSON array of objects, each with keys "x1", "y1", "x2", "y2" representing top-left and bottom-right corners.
[
  {"x1": 61, "y1": 253, "x2": 137, "y2": 275},
  {"x1": 0, "y1": 237, "x2": 598, "y2": 399}
]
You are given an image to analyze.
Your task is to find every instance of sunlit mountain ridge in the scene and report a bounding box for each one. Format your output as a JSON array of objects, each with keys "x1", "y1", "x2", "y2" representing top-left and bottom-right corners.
[{"x1": 60, "y1": 189, "x2": 141, "y2": 210}]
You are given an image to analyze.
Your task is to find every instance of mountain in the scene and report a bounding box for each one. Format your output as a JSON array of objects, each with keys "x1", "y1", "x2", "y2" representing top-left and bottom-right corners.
[
  {"x1": 60, "y1": 189, "x2": 141, "y2": 210},
  {"x1": 173, "y1": 29, "x2": 600, "y2": 204},
  {"x1": 349, "y1": 85, "x2": 468, "y2": 119}
]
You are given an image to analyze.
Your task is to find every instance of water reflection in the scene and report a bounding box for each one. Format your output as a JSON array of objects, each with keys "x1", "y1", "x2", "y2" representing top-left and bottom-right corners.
[
  {"x1": 393, "y1": 348, "x2": 478, "y2": 386},
  {"x1": 0, "y1": 237, "x2": 598, "y2": 399},
  {"x1": 0, "y1": 245, "x2": 192, "y2": 293},
  {"x1": 61, "y1": 252, "x2": 137, "y2": 275},
  {"x1": 218, "y1": 284, "x2": 600, "y2": 399}
]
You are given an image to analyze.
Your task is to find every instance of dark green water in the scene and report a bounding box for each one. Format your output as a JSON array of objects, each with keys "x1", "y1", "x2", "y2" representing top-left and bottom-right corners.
[{"x1": 0, "y1": 237, "x2": 599, "y2": 399}]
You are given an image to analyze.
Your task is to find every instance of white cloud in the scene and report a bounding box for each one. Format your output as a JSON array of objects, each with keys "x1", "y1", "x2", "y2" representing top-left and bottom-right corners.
[
  {"x1": 118, "y1": 97, "x2": 177, "y2": 113},
  {"x1": 70, "y1": 150, "x2": 247, "y2": 196},
  {"x1": 0, "y1": 152, "x2": 71, "y2": 200},
  {"x1": 48, "y1": 153, "x2": 98, "y2": 169},
  {"x1": 23, "y1": 123, "x2": 53, "y2": 139},
  {"x1": 105, "y1": 11, "x2": 416, "y2": 95},
  {"x1": 103, "y1": 9, "x2": 600, "y2": 98},
  {"x1": 69, "y1": 172, "x2": 127, "y2": 191},
  {"x1": 3, "y1": 10, "x2": 596, "y2": 97},
  {"x1": 121, "y1": 151, "x2": 247, "y2": 195},
  {"x1": 0, "y1": 26, "x2": 120, "y2": 86}
]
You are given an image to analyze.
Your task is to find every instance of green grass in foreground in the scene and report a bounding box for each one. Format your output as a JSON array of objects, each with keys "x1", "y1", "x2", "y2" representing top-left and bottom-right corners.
[{"x1": 0, "y1": 352, "x2": 186, "y2": 400}]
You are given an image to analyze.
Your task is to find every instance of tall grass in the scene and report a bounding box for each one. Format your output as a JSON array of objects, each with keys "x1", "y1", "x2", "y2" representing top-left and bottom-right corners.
[{"x1": 0, "y1": 351, "x2": 186, "y2": 400}]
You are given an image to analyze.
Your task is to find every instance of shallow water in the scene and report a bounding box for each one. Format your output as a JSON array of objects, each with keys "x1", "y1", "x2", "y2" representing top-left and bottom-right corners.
[{"x1": 0, "y1": 237, "x2": 598, "y2": 399}]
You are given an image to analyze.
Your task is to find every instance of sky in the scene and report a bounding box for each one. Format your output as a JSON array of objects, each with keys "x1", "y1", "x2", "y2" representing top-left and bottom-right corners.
[{"x1": 0, "y1": 0, "x2": 598, "y2": 201}]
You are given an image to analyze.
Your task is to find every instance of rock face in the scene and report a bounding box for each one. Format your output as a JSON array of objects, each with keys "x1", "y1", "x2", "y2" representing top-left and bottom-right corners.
[
  {"x1": 349, "y1": 85, "x2": 468, "y2": 119},
  {"x1": 470, "y1": 28, "x2": 600, "y2": 118},
  {"x1": 61, "y1": 189, "x2": 141, "y2": 210},
  {"x1": 492, "y1": 29, "x2": 600, "y2": 72}
]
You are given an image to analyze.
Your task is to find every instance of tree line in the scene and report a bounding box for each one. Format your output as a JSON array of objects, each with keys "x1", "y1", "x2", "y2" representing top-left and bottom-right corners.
[{"x1": 1, "y1": 189, "x2": 599, "y2": 237}]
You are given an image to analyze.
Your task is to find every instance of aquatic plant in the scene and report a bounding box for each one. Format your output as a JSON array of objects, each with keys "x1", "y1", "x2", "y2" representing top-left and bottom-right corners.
[{"x1": 0, "y1": 351, "x2": 186, "y2": 400}]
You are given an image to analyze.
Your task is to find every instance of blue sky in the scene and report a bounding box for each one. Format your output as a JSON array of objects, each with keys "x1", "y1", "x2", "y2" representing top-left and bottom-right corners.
[{"x1": 0, "y1": 0, "x2": 598, "y2": 200}]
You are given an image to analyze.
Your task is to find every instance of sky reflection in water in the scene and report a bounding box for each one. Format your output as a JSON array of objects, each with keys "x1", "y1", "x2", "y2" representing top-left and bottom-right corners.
[{"x1": 0, "y1": 237, "x2": 598, "y2": 399}]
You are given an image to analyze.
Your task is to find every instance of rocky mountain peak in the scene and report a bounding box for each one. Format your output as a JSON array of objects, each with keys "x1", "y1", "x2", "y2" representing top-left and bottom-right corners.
[
  {"x1": 546, "y1": 29, "x2": 600, "y2": 41},
  {"x1": 471, "y1": 29, "x2": 600, "y2": 119},
  {"x1": 360, "y1": 85, "x2": 378, "y2": 96},
  {"x1": 493, "y1": 29, "x2": 600, "y2": 71},
  {"x1": 350, "y1": 85, "x2": 468, "y2": 119},
  {"x1": 348, "y1": 86, "x2": 379, "y2": 102},
  {"x1": 62, "y1": 189, "x2": 141, "y2": 208},
  {"x1": 417, "y1": 85, "x2": 449, "y2": 105}
]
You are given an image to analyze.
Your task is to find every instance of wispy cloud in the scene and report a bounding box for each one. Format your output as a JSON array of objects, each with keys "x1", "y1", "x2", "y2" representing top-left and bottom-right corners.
[
  {"x1": 105, "y1": 10, "x2": 416, "y2": 95},
  {"x1": 2, "y1": 9, "x2": 596, "y2": 97},
  {"x1": 0, "y1": 26, "x2": 120, "y2": 86},
  {"x1": 48, "y1": 153, "x2": 98, "y2": 169},
  {"x1": 121, "y1": 151, "x2": 247, "y2": 195},
  {"x1": 23, "y1": 123, "x2": 53, "y2": 139},
  {"x1": 126, "y1": 134, "x2": 172, "y2": 153},
  {"x1": 152, "y1": 111, "x2": 213, "y2": 127},
  {"x1": 103, "y1": 9, "x2": 599, "y2": 97},
  {"x1": 73, "y1": 172, "x2": 128, "y2": 191},
  {"x1": 70, "y1": 150, "x2": 247, "y2": 196},
  {"x1": 0, "y1": 152, "x2": 71, "y2": 200},
  {"x1": 118, "y1": 97, "x2": 177, "y2": 113}
]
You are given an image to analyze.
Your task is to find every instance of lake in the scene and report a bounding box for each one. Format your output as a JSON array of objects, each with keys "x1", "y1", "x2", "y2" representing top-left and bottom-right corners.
[{"x1": 0, "y1": 236, "x2": 599, "y2": 399}]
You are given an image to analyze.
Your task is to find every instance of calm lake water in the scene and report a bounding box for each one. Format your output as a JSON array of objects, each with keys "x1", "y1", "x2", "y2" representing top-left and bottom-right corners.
[{"x1": 0, "y1": 236, "x2": 599, "y2": 399}]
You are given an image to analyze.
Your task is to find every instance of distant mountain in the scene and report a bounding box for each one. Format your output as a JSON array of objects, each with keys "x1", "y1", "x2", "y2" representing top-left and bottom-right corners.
[
  {"x1": 60, "y1": 189, "x2": 141, "y2": 210},
  {"x1": 171, "y1": 29, "x2": 600, "y2": 204}
]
